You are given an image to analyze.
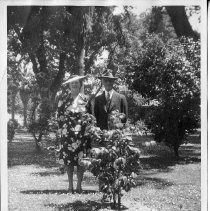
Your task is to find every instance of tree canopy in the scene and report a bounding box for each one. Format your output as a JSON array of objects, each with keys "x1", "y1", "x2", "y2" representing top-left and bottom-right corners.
[{"x1": 7, "y1": 6, "x2": 201, "y2": 155}]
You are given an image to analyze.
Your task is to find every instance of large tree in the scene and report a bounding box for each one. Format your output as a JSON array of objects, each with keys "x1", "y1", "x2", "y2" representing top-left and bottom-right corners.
[
  {"x1": 7, "y1": 6, "x2": 127, "y2": 150},
  {"x1": 165, "y1": 6, "x2": 200, "y2": 41}
]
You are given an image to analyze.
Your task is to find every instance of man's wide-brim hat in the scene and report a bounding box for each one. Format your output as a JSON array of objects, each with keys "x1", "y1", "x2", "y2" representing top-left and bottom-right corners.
[
  {"x1": 62, "y1": 75, "x2": 86, "y2": 85},
  {"x1": 97, "y1": 69, "x2": 118, "y2": 80}
]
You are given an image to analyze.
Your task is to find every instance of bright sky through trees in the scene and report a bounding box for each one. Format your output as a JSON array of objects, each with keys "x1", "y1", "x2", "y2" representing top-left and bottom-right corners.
[{"x1": 96, "y1": 5, "x2": 200, "y2": 64}]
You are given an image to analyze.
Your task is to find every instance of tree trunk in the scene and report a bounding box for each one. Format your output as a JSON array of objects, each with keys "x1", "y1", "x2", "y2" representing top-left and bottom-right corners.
[
  {"x1": 11, "y1": 92, "x2": 17, "y2": 120},
  {"x1": 76, "y1": 42, "x2": 85, "y2": 76},
  {"x1": 11, "y1": 95, "x2": 15, "y2": 120},
  {"x1": 35, "y1": 141, "x2": 42, "y2": 152},
  {"x1": 165, "y1": 6, "x2": 199, "y2": 40},
  {"x1": 50, "y1": 53, "x2": 66, "y2": 95},
  {"x1": 19, "y1": 89, "x2": 30, "y2": 127},
  {"x1": 23, "y1": 104, "x2": 27, "y2": 127},
  {"x1": 32, "y1": 130, "x2": 43, "y2": 153},
  {"x1": 173, "y1": 143, "x2": 179, "y2": 159}
]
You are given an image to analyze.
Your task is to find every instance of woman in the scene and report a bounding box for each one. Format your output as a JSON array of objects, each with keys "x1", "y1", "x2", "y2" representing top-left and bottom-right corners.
[{"x1": 56, "y1": 75, "x2": 93, "y2": 193}]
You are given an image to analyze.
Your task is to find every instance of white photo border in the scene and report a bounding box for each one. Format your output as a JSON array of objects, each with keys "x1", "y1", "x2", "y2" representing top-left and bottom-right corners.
[{"x1": 1, "y1": 0, "x2": 207, "y2": 210}]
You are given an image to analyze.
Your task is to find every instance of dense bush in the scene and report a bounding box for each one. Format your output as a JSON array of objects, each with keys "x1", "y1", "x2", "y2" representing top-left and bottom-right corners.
[
  {"x1": 49, "y1": 108, "x2": 141, "y2": 209},
  {"x1": 7, "y1": 119, "x2": 19, "y2": 141},
  {"x1": 78, "y1": 110, "x2": 141, "y2": 209},
  {"x1": 132, "y1": 34, "x2": 200, "y2": 157}
]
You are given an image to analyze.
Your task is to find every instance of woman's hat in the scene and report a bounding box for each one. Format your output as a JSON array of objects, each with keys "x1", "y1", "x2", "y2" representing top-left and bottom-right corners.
[
  {"x1": 97, "y1": 69, "x2": 118, "y2": 80},
  {"x1": 62, "y1": 75, "x2": 86, "y2": 85}
]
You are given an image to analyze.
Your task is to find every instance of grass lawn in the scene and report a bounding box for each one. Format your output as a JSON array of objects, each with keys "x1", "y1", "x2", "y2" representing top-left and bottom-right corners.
[{"x1": 8, "y1": 132, "x2": 201, "y2": 211}]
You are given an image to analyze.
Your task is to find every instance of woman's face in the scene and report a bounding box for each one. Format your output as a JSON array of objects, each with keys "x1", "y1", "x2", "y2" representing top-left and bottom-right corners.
[{"x1": 69, "y1": 80, "x2": 81, "y2": 92}]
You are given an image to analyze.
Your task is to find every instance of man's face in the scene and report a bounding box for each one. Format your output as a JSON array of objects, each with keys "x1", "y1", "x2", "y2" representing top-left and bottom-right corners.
[{"x1": 102, "y1": 78, "x2": 115, "y2": 92}]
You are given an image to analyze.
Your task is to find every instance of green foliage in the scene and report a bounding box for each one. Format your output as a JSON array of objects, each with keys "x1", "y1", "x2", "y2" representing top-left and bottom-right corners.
[
  {"x1": 78, "y1": 110, "x2": 141, "y2": 208},
  {"x1": 8, "y1": 6, "x2": 128, "y2": 146},
  {"x1": 28, "y1": 96, "x2": 53, "y2": 147},
  {"x1": 7, "y1": 5, "x2": 201, "y2": 157},
  {"x1": 132, "y1": 34, "x2": 200, "y2": 156},
  {"x1": 48, "y1": 106, "x2": 141, "y2": 208},
  {"x1": 7, "y1": 119, "x2": 19, "y2": 141}
]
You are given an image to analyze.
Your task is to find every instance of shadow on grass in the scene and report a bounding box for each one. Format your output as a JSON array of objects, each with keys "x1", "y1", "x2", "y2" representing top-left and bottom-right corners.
[
  {"x1": 185, "y1": 133, "x2": 201, "y2": 144},
  {"x1": 8, "y1": 141, "x2": 56, "y2": 169},
  {"x1": 135, "y1": 176, "x2": 174, "y2": 189},
  {"x1": 31, "y1": 170, "x2": 62, "y2": 177},
  {"x1": 140, "y1": 153, "x2": 200, "y2": 171},
  {"x1": 138, "y1": 134, "x2": 201, "y2": 171},
  {"x1": 21, "y1": 189, "x2": 97, "y2": 195},
  {"x1": 9, "y1": 132, "x2": 200, "y2": 172},
  {"x1": 46, "y1": 200, "x2": 128, "y2": 211},
  {"x1": 179, "y1": 145, "x2": 201, "y2": 157}
]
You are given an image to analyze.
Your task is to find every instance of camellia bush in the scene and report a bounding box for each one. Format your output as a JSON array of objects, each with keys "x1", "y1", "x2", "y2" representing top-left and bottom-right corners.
[
  {"x1": 78, "y1": 110, "x2": 141, "y2": 209},
  {"x1": 48, "y1": 106, "x2": 141, "y2": 209}
]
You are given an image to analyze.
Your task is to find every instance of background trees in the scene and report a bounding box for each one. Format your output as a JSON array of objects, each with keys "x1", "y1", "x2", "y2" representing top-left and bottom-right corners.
[
  {"x1": 104, "y1": 6, "x2": 200, "y2": 157},
  {"x1": 7, "y1": 5, "x2": 201, "y2": 156},
  {"x1": 132, "y1": 35, "x2": 200, "y2": 157},
  {"x1": 7, "y1": 6, "x2": 126, "y2": 149}
]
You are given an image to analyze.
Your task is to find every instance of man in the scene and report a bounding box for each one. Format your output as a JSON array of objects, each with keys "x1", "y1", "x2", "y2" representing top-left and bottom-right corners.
[
  {"x1": 94, "y1": 69, "x2": 128, "y2": 130},
  {"x1": 94, "y1": 69, "x2": 128, "y2": 194}
]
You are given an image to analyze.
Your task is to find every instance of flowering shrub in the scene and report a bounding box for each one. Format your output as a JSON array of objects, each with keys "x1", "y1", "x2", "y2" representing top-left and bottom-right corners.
[
  {"x1": 79, "y1": 110, "x2": 141, "y2": 209},
  {"x1": 48, "y1": 105, "x2": 141, "y2": 208}
]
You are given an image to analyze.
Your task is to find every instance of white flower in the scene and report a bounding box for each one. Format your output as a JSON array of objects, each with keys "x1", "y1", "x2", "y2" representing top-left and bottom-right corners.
[
  {"x1": 64, "y1": 111, "x2": 69, "y2": 115},
  {"x1": 150, "y1": 141, "x2": 156, "y2": 146},
  {"x1": 77, "y1": 140, "x2": 81, "y2": 146},
  {"x1": 58, "y1": 129, "x2": 62, "y2": 135},
  {"x1": 62, "y1": 128, "x2": 67, "y2": 135},
  {"x1": 75, "y1": 125, "x2": 81, "y2": 132},
  {"x1": 67, "y1": 105, "x2": 73, "y2": 111},
  {"x1": 63, "y1": 124, "x2": 67, "y2": 128},
  {"x1": 59, "y1": 159, "x2": 64, "y2": 165},
  {"x1": 58, "y1": 100, "x2": 63, "y2": 107},
  {"x1": 78, "y1": 151, "x2": 84, "y2": 158},
  {"x1": 145, "y1": 142, "x2": 150, "y2": 147},
  {"x1": 74, "y1": 108, "x2": 79, "y2": 113},
  {"x1": 63, "y1": 152, "x2": 67, "y2": 157},
  {"x1": 59, "y1": 115, "x2": 65, "y2": 121},
  {"x1": 131, "y1": 172, "x2": 137, "y2": 178},
  {"x1": 72, "y1": 142, "x2": 78, "y2": 150},
  {"x1": 68, "y1": 145, "x2": 73, "y2": 151}
]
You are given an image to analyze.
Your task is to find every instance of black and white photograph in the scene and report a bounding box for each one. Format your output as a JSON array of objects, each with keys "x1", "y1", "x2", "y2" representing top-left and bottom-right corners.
[{"x1": 0, "y1": 0, "x2": 208, "y2": 210}]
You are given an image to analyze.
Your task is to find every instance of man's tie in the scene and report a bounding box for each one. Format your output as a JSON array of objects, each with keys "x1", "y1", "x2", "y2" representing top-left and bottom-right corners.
[{"x1": 107, "y1": 92, "x2": 111, "y2": 104}]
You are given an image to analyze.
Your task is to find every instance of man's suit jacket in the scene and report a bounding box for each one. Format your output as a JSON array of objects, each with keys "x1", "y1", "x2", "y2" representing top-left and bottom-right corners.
[{"x1": 94, "y1": 90, "x2": 128, "y2": 130}]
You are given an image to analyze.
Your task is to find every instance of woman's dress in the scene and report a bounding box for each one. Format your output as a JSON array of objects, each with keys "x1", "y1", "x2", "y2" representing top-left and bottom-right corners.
[{"x1": 57, "y1": 92, "x2": 95, "y2": 166}]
